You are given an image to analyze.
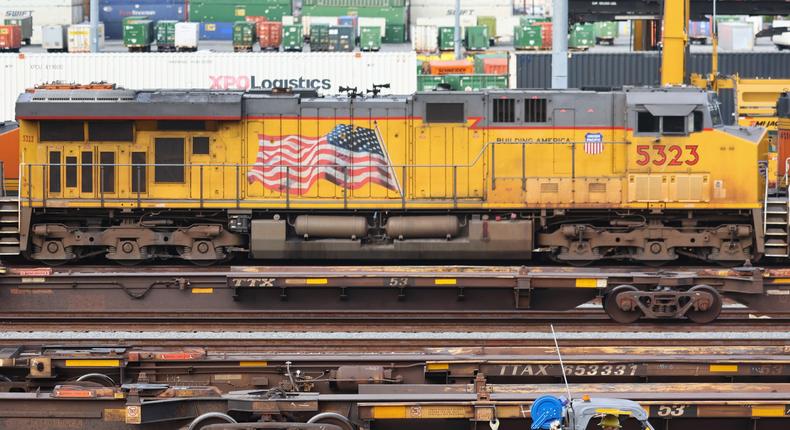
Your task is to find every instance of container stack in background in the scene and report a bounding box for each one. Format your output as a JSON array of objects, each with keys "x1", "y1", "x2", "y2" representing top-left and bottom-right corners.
[
  {"x1": 0, "y1": 0, "x2": 84, "y2": 45},
  {"x1": 190, "y1": 0, "x2": 290, "y2": 40},
  {"x1": 416, "y1": 52, "x2": 510, "y2": 91},
  {"x1": 100, "y1": 0, "x2": 185, "y2": 39},
  {"x1": 301, "y1": 0, "x2": 406, "y2": 43}
]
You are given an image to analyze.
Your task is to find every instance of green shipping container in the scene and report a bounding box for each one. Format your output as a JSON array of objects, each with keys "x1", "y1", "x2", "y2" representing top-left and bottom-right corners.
[
  {"x1": 519, "y1": 16, "x2": 549, "y2": 26},
  {"x1": 189, "y1": 0, "x2": 292, "y2": 23},
  {"x1": 303, "y1": 0, "x2": 405, "y2": 7},
  {"x1": 477, "y1": 16, "x2": 497, "y2": 39},
  {"x1": 593, "y1": 21, "x2": 618, "y2": 44},
  {"x1": 360, "y1": 26, "x2": 381, "y2": 51},
  {"x1": 232, "y1": 21, "x2": 255, "y2": 50},
  {"x1": 473, "y1": 52, "x2": 507, "y2": 74},
  {"x1": 464, "y1": 26, "x2": 489, "y2": 51},
  {"x1": 569, "y1": 23, "x2": 594, "y2": 49},
  {"x1": 282, "y1": 24, "x2": 303, "y2": 51},
  {"x1": 310, "y1": 24, "x2": 330, "y2": 51},
  {"x1": 155, "y1": 20, "x2": 177, "y2": 51},
  {"x1": 383, "y1": 23, "x2": 405, "y2": 43},
  {"x1": 417, "y1": 74, "x2": 507, "y2": 91},
  {"x1": 438, "y1": 26, "x2": 456, "y2": 51},
  {"x1": 3, "y1": 16, "x2": 32, "y2": 44},
  {"x1": 328, "y1": 25, "x2": 354, "y2": 51},
  {"x1": 514, "y1": 24, "x2": 542, "y2": 49},
  {"x1": 123, "y1": 19, "x2": 154, "y2": 50}
]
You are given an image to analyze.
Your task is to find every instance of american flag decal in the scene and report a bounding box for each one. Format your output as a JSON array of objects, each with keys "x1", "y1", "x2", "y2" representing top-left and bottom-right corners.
[
  {"x1": 248, "y1": 124, "x2": 401, "y2": 195},
  {"x1": 583, "y1": 132, "x2": 604, "y2": 155}
]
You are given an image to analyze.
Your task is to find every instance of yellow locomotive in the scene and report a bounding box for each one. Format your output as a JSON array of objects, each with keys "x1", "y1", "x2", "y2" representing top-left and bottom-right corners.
[{"x1": 14, "y1": 85, "x2": 768, "y2": 265}]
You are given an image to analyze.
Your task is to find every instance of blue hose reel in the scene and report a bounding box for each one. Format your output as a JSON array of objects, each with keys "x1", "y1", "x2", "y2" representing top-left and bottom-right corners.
[{"x1": 530, "y1": 395, "x2": 566, "y2": 430}]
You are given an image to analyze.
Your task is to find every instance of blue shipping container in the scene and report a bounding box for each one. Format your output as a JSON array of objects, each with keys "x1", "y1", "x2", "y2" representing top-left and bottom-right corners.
[
  {"x1": 199, "y1": 22, "x2": 234, "y2": 40},
  {"x1": 101, "y1": 2, "x2": 186, "y2": 38},
  {"x1": 689, "y1": 21, "x2": 711, "y2": 39}
]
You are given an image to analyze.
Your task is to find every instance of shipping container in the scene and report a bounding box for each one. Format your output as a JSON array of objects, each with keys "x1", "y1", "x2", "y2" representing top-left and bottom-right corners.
[
  {"x1": 569, "y1": 23, "x2": 594, "y2": 50},
  {"x1": 464, "y1": 25, "x2": 489, "y2": 51},
  {"x1": 100, "y1": 1, "x2": 185, "y2": 39},
  {"x1": 514, "y1": 24, "x2": 541, "y2": 50},
  {"x1": 359, "y1": 25, "x2": 380, "y2": 51},
  {"x1": 282, "y1": 24, "x2": 303, "y2": 51},
  {"x1": 0, "y1": 2, "x2": 84, "y2": 44},
  {"x1": 175, "y1": 21, "x2": 199, "y2": 49},
  {"x1": 189, "y1": 0, "x2": 292, "y2": 23},
  {"x1": 476, "y1": 16, "x2": 496, "y2": 40},
  {"x1": 301, "y1": 4, "x2": 406, "y2": 42},
  {"x1": 3, "y1": 14, "x2": 31, "y2": 44},
  {"x1": 537, "y1": 21, "x2": 552, "y2": 49},
  {"x1": 198, "y1": 21, "x2": 233, "y2": 40},
  {"x1": 473, "y1": 52, "x2": 508, "y2": 74},
  {"x1": 233, "y1": 20, "x2": 255, "y2": 51},
  {"x1": 429, "y1": 59, "x2": 474, "y2": 75},
  {"x1": 303, "y1": 0, "x2": 405, "y2": 6},
  {"x1": 438, "y1": 26, "x2": 455, "y2": 51},
  {"x1": 155, "y1": 19, "x2": 177, "y2": 51},
  {"x1": 0, "y1": 24, "x2": 20, "y2": 51},
  {"x1": 416, "y1": 15, "x2": 477, "y2": 29},
  {"x1": 411, "y1": 24, "x2": 438, "y2": 52},
  {"x1": 123, "y1": 18, "x2": 154, "y2": 51},
  {"x1": 310, "y1": 23, "x2": 330, "y2": 51},
  {"x1": 719, "y1": 22, "x2": 754, "y2": 51},
  {"x1": 0, "y1": 51, "x2": 417, "y2": 120},
  {"x1": 593, "y1": 21, "x2": 617, "y2": 45},
  {"x1": 417, "y1": 74, "x2": 507, "y2": 91},
  {"x1": 328, "y1": 25, "x2": 354, "y2": 51},
  {"x1": 245, "y1": 15, "x2": 267, "y2": 25},
  {"x1": 41, "y1": 24, "x2": 68, "y2": 52},
  {"x1": 67, "y1": 22, "x2": 105, "y2": 52},
  {"x1": 338, "y1": 15, "x2": 357, "y2": 36},
  {"x1": 689, "y1": 20, "x2": 711, "y2": 44},
  {"x1": 257, "y1": 21, "x2": 282, "y2": 50},
  {"x1": 358, "y1": 17, "x2": 385, "y2": 37},
  {"x1": 519, "y1": 16, "x2": 550, "y2": 26}
]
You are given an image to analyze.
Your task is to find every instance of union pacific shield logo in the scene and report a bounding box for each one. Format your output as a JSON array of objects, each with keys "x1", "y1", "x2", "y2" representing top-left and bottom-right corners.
[
  {"x1": 584, "y1": 132, "x2": 604, "y2": 155},
  {"x1": 248, "y1": 124, "x2": 401, "y2": 195}
]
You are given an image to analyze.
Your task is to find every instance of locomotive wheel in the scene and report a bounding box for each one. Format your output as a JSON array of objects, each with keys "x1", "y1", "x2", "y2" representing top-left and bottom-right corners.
[
  {"x1": 685, "y1": 285, "x2": 722, "y2": 324},
  {"x1": 604, "y1": 285, "x2": 643, "y2": 324}
]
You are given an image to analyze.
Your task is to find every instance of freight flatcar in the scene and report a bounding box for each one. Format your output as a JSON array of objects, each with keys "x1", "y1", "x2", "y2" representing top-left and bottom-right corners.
[{"x1": 13, "y1": 85, "x2": 772, "y2": 270}]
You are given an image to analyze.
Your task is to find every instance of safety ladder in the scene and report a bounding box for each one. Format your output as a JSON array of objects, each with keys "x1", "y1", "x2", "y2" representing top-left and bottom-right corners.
[
  {"x1": 0, "y1": 197, "x2": 20, "y2": 256},
  {"x1": 764, "y1": 194, "x2": 790, "y2": 257}
]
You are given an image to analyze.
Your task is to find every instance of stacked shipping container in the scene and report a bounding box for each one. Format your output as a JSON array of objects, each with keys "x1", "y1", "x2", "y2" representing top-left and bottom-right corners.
[
  {"x1": 0, "y1": 0, "x2": 84, "y2": 44},
  {"x1": 301, "y1": 0, "x2": 407, "y2": 43},
  {"x1": 100, "y1": 0, "x2": 185, "y2": 39}
]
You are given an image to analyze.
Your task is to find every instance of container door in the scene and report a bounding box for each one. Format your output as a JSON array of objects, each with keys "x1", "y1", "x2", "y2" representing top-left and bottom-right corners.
[
  {"x1": 150, "y1": 136, "x2": 189, "y2": 201},
  {"x1": 553, "y1": 108, "x2": 575, "y2": 175}
]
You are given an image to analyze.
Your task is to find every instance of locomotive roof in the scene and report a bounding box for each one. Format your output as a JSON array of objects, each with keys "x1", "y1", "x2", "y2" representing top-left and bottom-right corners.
[{"x1": 15, "y1": 87, "x2": 712, "y2": 121}]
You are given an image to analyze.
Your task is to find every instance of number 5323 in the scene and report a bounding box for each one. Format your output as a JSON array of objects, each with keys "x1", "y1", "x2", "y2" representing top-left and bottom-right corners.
[{"x1": 635, "y1": 144, "x2": 699, "y2": 166}]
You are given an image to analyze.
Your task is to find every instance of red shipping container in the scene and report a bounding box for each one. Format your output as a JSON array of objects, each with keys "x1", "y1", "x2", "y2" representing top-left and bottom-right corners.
[
  {"x1": 538, "y1": 22, "x2": 552, "y2": 49},
  {"x1": 257, "y1": 21, "x2": 282, "y2": 50},
  {"x1": 0, "y1": 25, "x2": 22, "y2": 51},
  {"x1": 483, "y1": 58, "x2": 508, "y2": 75},
  {"x1": 429, "y1": 60, "x2": 474, "y2": 75},
  {"x1": 246, "y1": 16, "x2": 267, "y2": 25}
]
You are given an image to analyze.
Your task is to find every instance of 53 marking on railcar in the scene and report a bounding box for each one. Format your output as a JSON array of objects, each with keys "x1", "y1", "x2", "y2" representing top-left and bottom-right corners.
[
  {"x1": 653, "y1": 405, "x2": 696, "y2": 418},
  {"x1": 635, "y1": 144, "x2": 699, "y2": 166}
]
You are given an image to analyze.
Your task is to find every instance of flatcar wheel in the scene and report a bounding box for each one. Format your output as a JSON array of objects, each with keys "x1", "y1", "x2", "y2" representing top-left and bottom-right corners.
[
  {"x1": 604, "y1": 285, "x2": 643, "y2": 324},
  {"x1": 685, "y1": 285, "x2": 722, "y2": 324}
]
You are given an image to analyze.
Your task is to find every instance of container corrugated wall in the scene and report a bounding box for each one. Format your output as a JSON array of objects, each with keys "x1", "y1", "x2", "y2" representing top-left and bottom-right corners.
[
  {"x1": 517, "y1": 52, "x2": 790, "y2": 123},
  {"x1": 0, "y1": 52, "x2": 417, "y2": 121}
]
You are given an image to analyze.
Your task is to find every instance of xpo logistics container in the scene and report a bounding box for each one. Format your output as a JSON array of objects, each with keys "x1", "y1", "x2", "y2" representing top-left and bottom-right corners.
[
  {"x1": 0, "y1": 0, "x2": 84, "y2": 45},
  {"x1": 3, "y1": 14, "x2": 31, "y2": 45},
  {"x1": 41, "y1": 24, "x2": 68, "y2": 52},
  {"x1": 174, "y1": 21, "x2": 199, "y2": 51},
  {"x1": 0, "y1": 52, "x2": 418, "y2": 121}
]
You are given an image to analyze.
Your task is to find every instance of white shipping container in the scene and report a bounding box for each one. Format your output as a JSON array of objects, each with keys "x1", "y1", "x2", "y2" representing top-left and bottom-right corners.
[
  {"x1": 415, "y1": 16, "x2": 478, "y2": 29},
  {"x1": 41, "y1": 24, "x2": 67, "y2": 51},
  {"x1": 358, "y1": 17, "x2": 385, "y2": 37},
  {"x1": 718, "y1": 22, "x2": 754, "y2": 51},
  {"x1": 0, "y1": 2, "x2": 84, "y2": 44},
  {"x1": 411, "y1": 25, "x2": 438, "y2": 52},
  {"x1": 175, "y1": 22, "x2": 199, "y2": 50},
  {"x1": 0, "y1": 52, "x2": 418, "y2": 121},
  {"x1": 67, "y1": 22, "x2": 104, "y2": 53}
]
